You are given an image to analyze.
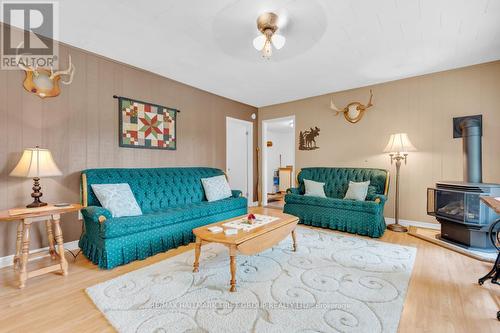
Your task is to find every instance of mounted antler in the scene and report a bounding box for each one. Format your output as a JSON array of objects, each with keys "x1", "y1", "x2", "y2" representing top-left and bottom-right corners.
[
  {"x1": 16, "y1": 54, "x2": 75, "y2": 98},
  {"x1": 365, "y1": 89, "x2": 373, "y2": 108},
  {"x1": 14, "y1": 41, "x2": 75, "y2": 98},
  {"x1": 50, "y1": 55, "x2": 75, "y2": 85},
  {"x1": 16, "y1": 54, "x2": 36, "y2": 73},
  {"x1": 329, "y1": 89, "x2": 374, "y2": 124},
  {"x1": 329, "y1": 97, "x2": 344, "y2": 116}
]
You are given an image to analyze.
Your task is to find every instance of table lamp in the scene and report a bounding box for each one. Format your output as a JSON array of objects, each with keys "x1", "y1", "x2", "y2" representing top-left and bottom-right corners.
[
  {"x1": 383, "y1": 133, "x2": 416, "y2": 232},
  {"x1": 10, "y1": 146, "x2": 62, "y2": 208}
]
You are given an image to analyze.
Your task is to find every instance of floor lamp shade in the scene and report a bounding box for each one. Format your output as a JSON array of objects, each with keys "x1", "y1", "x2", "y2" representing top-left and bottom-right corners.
[
  {"x1": 383, "y1": 133, "x2": 417, "y2": 154},
  {"x1": 10, "y1": 147, "x2": 62, "y2": 208}
]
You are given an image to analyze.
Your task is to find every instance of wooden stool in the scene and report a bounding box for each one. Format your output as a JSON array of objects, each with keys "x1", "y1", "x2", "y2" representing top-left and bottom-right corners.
[{"x1": 0, "y1": 204, "x2": 82, "y2": 288}]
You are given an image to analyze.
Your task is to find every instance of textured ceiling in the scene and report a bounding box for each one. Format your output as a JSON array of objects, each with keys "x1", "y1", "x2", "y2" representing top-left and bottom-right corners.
[{"x1": 6, "y1": 0, "x2": 500, "y2": 107}]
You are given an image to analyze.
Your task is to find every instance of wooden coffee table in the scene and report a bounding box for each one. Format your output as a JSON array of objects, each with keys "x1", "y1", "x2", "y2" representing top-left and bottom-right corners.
[{"x1": 192, "y1": 208, "x2": 299, "y2": 292}]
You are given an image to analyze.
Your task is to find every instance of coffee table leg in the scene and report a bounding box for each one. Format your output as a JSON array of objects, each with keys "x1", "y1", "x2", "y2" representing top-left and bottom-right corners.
[
  {"x1": 193, "y1": 237, "x2": 201, "y2": 273},
  {"x1": 291, "y1": 228, "x2": 297, "y2": 252},
  {"x1": 229, "y1": 245, "x2": 237, "y2": 292}
]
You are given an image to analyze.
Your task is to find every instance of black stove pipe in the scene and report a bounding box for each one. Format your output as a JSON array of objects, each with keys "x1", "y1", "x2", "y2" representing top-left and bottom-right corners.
[{"x1": 460, "y1": 118, "x2": 482, "y2": 183}]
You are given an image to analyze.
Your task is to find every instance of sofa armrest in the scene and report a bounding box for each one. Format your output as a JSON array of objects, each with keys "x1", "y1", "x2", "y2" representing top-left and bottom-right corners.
[
  {"x1": 81, "y1": 206, "x2": 112, "y2": 224},
  {"x1": 286, "y1": 187, "x2": 301, "y2": 195},
  {"x1": 369, "y1": 194, "x2": 387, "y2": 205},
  {"x1": 231, "y1": 190, "x2": 243, "y2": 198}
]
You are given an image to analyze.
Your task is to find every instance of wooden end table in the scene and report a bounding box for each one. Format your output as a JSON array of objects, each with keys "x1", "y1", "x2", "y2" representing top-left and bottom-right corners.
[
  {"x1": 0, "y1": 204, "x2": 82, "y2": 288},
  {"x1": 192, "y1": 208, "x2": 299, "y2": 292}
]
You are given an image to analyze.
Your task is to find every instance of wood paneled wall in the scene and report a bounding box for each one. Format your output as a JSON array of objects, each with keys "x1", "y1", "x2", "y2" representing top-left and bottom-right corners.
[
  {"x1": 259, "y1": 61, "x2": 500, "y2": 224},
  {"x1": 0, "y1": 37, "x2": 257, "y2": 257}
]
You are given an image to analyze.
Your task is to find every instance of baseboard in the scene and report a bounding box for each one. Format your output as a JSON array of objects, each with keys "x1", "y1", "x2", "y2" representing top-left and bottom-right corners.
[
  {"x1": 0, "y1": 240, "x2": 80, "y2": 269},
  {"x1": 385, "y1": 217, "x2": 440, "y2": 230}
]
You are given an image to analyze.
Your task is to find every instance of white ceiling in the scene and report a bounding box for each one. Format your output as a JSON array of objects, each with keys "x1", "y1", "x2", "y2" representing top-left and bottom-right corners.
[{"x1": 10, "y1": 0, "x2": 500, "y2": 107}]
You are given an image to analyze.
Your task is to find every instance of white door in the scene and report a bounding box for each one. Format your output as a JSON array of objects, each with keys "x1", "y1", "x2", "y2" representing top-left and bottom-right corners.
[{"x1": 226, "y1": 117, "x2": 253, "y2": 201}]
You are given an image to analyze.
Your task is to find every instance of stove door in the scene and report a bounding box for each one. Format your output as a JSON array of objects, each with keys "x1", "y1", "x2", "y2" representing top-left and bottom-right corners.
[{"x1": 435, "y1": 189, "x2": 465, "y2": 223}]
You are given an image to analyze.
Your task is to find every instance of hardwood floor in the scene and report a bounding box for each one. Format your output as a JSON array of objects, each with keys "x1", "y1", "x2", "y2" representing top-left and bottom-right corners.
[{"x1": 0, "y1": 208, "x2": 498, "y2": 332}]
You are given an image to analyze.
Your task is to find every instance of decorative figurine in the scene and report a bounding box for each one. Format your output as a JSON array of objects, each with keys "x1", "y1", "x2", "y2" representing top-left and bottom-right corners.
[{"x1": 247, "y1": 213, "x2": 256, "y2": 224}]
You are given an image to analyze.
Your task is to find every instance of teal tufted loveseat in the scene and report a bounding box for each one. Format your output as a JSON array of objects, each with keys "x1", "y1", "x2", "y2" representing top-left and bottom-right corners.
[
  {"x1": 284, "y1": 167, "x2": 389, "y2": 238},
  {"x1": 79, "y1": 167, "x2": 247, "y2": 269}
]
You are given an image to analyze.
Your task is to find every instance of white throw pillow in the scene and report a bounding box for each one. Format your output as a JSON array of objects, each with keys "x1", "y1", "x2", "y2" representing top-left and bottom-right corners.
[
  {"x1": 344, "y1": 180, "x2": 371, "y2": 201},
  {"x1": 201, "y1": 175, "x2": 232, "y2": 202},
  {"x1": 91, "y1": 183, "x2": 142, "y2": 218},
  {"x1": 303, "y1": 179, "x2": 327, "y2": 198}
]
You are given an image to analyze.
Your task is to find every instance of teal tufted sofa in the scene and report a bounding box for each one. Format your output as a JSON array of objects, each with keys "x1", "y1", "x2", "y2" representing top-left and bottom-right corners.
[
  {"x1": 79, "y1": 167, "x2": 247, "y2": 269},
  {"x1": 284, "y1": 167, "x2": 389, "y2": 238}
]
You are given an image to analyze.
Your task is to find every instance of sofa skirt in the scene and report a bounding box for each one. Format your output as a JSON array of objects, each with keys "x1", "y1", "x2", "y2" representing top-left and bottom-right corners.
[
  {"x1": 284, "y1": 203, "x2": 386, "y2": 238},
  {"x1": 79, "y1": 207, "x2": 247, "y2": 269}
]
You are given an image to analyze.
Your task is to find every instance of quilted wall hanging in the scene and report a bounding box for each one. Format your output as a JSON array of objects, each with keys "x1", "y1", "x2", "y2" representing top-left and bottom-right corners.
[{"x1": 115, "y1": 95, "x2": 178, "y2": 150}]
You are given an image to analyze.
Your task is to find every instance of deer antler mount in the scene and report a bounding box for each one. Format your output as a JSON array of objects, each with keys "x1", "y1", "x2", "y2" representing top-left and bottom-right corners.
[
  {"x1": 329, "y1": 89, "x2": 373, "y2": 123},
  {"x1": 17, "y1": 53, "x2": 75, "y2": 98}
]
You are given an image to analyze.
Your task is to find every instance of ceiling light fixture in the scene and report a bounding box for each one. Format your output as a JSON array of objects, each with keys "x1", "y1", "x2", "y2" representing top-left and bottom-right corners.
[{"x1": 252, "y1": 12, "x2": 285, "y2": 59}]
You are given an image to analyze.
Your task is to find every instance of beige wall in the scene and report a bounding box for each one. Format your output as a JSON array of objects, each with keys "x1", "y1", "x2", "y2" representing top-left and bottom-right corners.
[
  {"x1": 259, "y1": 61, "x2": 500, "y2": 224},
  {"x1": 0, "y1": 33, "x2": 257, "y2": 257}
]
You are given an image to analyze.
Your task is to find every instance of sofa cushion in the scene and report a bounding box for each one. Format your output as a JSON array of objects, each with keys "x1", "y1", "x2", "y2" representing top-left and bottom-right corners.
[
  {"x1": 100, "y1": 196, "x2": 247, "y2": 238},
  {"x1": 201, "y1": 175, "x2": 232, "y2": 202},
  {"x1": 304, "y1": 179, "x2": 327, "y2": 198},
  {"x1": 344, "y1": 180, "x2": 370, "y2": 201},
  {"x1": 285, "y1": 193, "x2": 381, "y2": 214},
  {"x1": 91, "y1": 183, "x2": 142, "y2": 218}
]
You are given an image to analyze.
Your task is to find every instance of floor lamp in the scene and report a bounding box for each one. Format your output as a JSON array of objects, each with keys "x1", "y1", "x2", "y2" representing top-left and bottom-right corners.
[{"x1": 383, "y1": 133, "x2": 416, "y2": 232}]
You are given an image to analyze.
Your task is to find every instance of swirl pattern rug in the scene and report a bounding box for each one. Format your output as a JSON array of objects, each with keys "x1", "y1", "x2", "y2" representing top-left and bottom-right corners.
[{"x1": 86, "y1": 227, "x2": 416, "y2": 333}]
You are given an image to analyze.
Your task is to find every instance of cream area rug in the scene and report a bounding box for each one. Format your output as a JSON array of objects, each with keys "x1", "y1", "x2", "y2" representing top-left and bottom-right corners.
[{"x1": 87, "y1": 227, "x2": 417, "y2": 333}]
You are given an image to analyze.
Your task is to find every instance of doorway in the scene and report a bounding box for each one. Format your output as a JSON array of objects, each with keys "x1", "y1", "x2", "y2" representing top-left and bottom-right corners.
[
  {"x1": 262, "y1": 116, "x2": 295, "y2": 208},
  {"x1": 226, "y1": 117, "x2": 253, "y2": 204}
]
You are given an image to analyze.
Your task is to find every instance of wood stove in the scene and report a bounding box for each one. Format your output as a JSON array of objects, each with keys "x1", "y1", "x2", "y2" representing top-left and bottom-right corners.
[
  {"x1": 427, "y1": 115, "x2": 500, "y2": 251},
  {"x1": 428, "y1": 182, "x2": 500, "y2": 250}
]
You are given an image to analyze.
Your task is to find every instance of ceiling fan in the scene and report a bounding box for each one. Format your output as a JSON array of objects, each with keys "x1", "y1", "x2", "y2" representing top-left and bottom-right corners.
[{"x1": 252, "y1": 12, "x2": 286, "y2": 59}]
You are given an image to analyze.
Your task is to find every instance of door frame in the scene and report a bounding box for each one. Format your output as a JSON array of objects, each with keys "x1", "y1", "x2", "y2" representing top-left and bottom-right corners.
[
  {"x1": 261, "y1": 115, "x2": 296, "y2": 207},
  {"x1": 226, "y1": 117, "x2": 254, "y2": 204}
]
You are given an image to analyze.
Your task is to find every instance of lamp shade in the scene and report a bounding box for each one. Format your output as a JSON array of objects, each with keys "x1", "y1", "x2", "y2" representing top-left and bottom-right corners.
[
  {"x1": 253, "y1": 35, "x2": 266, "y2": 50},
  {"x1": 271, "y1": 34, "x2": 286, "y2": 49},
  {"x1": 10, "y1": 147, "x2": 62, "y2": 178},
  {"x1": 383, "y1": 133, "x2": 417, "y2": 153}
]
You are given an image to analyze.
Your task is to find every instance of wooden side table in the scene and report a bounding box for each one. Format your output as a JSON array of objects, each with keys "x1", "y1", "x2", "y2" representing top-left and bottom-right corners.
[{"x1": 0, "y1": 204, "x2": 82, "y2": 288}]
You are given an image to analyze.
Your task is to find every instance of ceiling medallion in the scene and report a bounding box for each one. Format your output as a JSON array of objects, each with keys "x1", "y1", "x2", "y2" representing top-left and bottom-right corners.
[{"x1": 252, "y1": 12, "x2": 286, "y2": 59}]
